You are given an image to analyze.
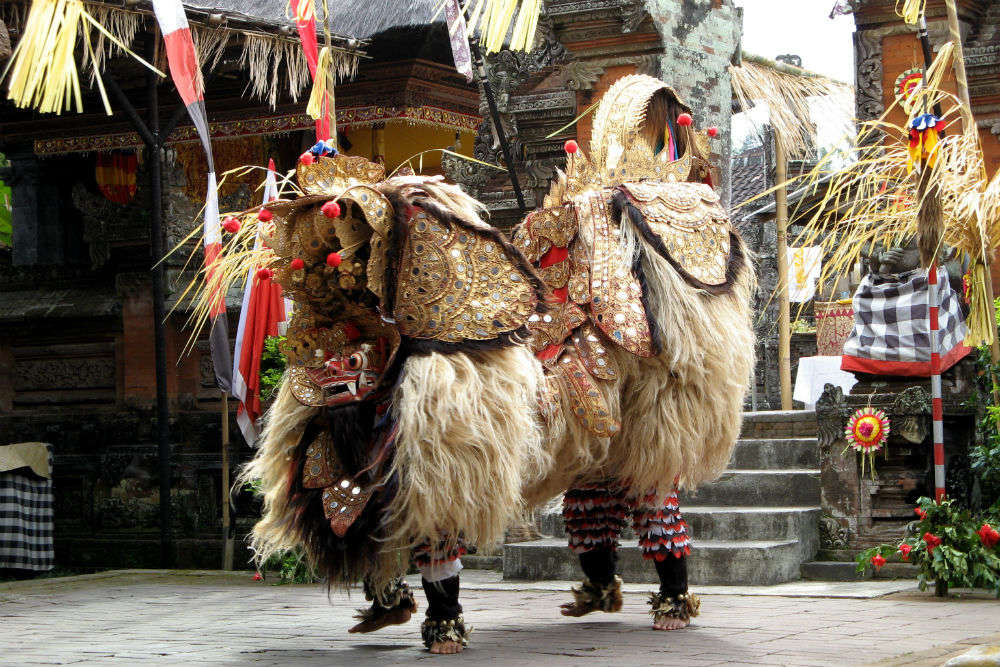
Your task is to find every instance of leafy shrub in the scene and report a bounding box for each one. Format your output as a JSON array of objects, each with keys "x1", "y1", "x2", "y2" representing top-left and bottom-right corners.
[{"x1": 856, "y1": 497, "x2": 1000, "y2": 597}]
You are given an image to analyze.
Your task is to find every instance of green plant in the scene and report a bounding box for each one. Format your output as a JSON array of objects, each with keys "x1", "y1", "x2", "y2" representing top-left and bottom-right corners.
[
  {"x1": 790, "y1": 318, "x2": 816, "y2": 334},
  {"x1": 262, "y1": 549, "x2": 317, "y2": 585},
  {"x1": 259, "y1": 336, "x2": 287, "y2": 401},
  {"x1": 856, "y1": 497, "x2": 1000, "y2": 597}
]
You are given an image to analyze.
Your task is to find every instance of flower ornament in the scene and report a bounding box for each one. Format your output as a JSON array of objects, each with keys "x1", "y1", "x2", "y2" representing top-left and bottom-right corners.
[
  {"x1": 844, "y1": 407, "x2": 890, "y2": 478},
  {"x1": 978, "y1": 524, "x2": 1000, "y2": 549}
]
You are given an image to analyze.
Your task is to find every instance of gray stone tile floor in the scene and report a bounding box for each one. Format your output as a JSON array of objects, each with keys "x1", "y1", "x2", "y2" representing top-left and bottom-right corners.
[{"x1": 1, "y1": 570, "x2": 998, "y2": 666}]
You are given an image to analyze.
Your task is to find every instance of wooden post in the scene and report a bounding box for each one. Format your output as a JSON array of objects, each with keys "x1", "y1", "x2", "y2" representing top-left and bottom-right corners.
[
  {"x1": 221, "y1": 392, "x2": 234, "y2": 570},
  {"x1": 944, "y1": 0, "x2": 1000, "y2": 363},
  {"x1": 775, "y1": 136, "x2": 792, "y2": 410}
]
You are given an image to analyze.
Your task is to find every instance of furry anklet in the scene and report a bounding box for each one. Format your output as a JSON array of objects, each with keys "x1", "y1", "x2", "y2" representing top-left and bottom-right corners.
[
  {"x1": 561, "y1": 575, "x2": 624, "y2": 616},
  {"x1": 350, "y1": 580, "x2": 417, "y2": 633},
  {"x1": 648, "y1": 591, "x2": 700, "y2": 624},
  {"x1": 420, "y1": 615, "x2": 470, "y2": 649}
]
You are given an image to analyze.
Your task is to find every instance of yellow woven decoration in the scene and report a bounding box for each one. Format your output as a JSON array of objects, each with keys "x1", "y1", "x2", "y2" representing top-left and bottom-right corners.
[
  {"x1": 3, "y1": 0, "x2": 163, "y2": 115},
  {"x1": 464, "y1": 0, "x2": 542, "y2": 54},
  {"x1": 896, "y1": 0, "x2": 925, "y2": 25},
  {"x1": 306, "y1": 46, "x2": 332, "y2": 121}
]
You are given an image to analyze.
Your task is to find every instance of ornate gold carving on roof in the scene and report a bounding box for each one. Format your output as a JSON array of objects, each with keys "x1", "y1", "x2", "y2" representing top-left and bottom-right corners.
[
  {"x1": 620, "y1": 181, "x2": 732, "y2": 287},
  {"x1": 394, "y1": 209, "x2": 538, "y2": 342}
]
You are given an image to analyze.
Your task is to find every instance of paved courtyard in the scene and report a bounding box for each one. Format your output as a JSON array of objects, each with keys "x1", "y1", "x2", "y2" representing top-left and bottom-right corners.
[{"x1": 2, "y1": 570, "x2": 999, "y2": 666}]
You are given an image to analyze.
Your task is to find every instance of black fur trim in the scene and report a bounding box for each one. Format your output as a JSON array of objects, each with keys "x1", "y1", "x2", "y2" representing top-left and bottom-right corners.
[
  {"x1": 399, "y1": 325, "x2": 533, "y2": 357},
  {"x1": 612, "y1": 189, "x2": 745, "y2": 296},
  {"x1": 627, "y1": 233, "x2": 663, "y2": 356},
  {"x1": 283, "y1": 412, "x2": 397, "y2": 589},
  {"x1": 322, "y1": 400, "x2": 378, "y2": 477}
]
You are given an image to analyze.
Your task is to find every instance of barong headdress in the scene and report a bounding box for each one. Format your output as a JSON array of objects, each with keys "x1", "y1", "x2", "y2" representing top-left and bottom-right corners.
[{"x1": 190, "y1": 152, "x2": 545, "y2": 408}]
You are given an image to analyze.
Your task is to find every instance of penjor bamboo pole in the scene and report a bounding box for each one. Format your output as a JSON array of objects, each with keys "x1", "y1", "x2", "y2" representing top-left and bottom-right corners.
[
  {"x1": 221, "y1": 392, "x2": 233, "y2": 570},
  {"x1": 944, "y1": 0, "x2": 1000, "y2": 364},
  {"x1": 775, "y1": 135, "x2": 792, "y2": 411}
]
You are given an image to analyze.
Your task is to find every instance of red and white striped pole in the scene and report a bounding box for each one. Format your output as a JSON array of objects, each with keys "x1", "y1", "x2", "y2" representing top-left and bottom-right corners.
[{"x1": 928, "y1": 264, "x2": 945, "y2": 502}]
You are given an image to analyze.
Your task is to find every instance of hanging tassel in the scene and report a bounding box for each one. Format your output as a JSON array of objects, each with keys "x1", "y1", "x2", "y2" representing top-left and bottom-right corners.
[
  {"x1": 964, "y1": 263, "x2": 994, "y2": 348},
  {"x1": 306, "y1": 45, "x2": 331, "y2": 121},
  {"x1": 896, "y1": 0, "x2": 925, "y2": 25}
]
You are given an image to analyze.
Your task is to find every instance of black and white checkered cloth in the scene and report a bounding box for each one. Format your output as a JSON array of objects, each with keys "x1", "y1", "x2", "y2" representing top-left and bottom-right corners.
[
  {"x1": 0, "y1": 445, "x2": 54, "y2": 572},
  {"x1": 842, "y1": 267, "x2": 968, "y2": 373}
]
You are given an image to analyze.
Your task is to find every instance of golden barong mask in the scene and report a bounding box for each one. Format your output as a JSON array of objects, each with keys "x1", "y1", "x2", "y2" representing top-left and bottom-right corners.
[{"x1": 226, "y1": 153, "x2": 543, "y2": 407}]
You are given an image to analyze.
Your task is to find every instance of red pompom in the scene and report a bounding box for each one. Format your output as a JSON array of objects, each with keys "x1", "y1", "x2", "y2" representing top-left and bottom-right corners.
[
  {"x1": 707, "y1": 126, "x2": 719, "y2": 137},
  {"x1": 256, "y1": 268, "x2": 273, "y2": 280},
  {"x1": 290, "y1": 258, "x2": 305, "y2": 271},
  {"x1": 564, "y1": 139, "x2": 579, "y2": 155},
  {"x1": 222, "y1": 216, "x2": 241, "y2": 234},
  {"x1": 257, "y1": 208, "x2": 273, "y2": 222},
  {"x1": 299, "y1": 151, "x2": 314, "y2": 165},
  {"x1": 326, "y1": 252, "x2": 342, "y2": 268},
  {"x1": 321, "y1": 200, "x2": 342, "y2": 218},
  {"x1": 677, "y1": 113, "x2": 693, "y2": 127}
]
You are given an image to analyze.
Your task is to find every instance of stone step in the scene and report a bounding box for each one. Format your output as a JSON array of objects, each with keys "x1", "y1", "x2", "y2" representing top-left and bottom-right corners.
[
  {"x1": 730, "y1": 438, "x2": 819, "y2": 470},
  {"x1": 504, "y1": 538, "x2": 805, "y2": 586},
  {"x1": 801, "y1": 560, "x2": 918, "y2": 581},
  {"x1": 538, "y1": 506, "x2": 821, "y2": 544},
  {"x1": 685, "y1": 470, "x2": 821, "y2": 506},
  {"x1": 741, "y1": 410, "x2": 817, "y2": 439}
]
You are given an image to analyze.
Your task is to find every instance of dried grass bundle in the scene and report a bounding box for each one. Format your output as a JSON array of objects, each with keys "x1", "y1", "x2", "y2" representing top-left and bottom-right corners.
[
  {"x1": 730, "y1": 59, "x2": 852, "y2": 158},
  {"x1": 784, "y1": 43, "x2": 1000, "y2": 347}
]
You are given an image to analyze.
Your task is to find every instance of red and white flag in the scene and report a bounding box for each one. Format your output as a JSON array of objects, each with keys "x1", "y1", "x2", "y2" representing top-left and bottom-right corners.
[
  {"x1": 231, "y1": 160, "x2": 288, "y2": 445},
  {"x1": 151, "y1": 0, "x2": 231, "y2": 391}
]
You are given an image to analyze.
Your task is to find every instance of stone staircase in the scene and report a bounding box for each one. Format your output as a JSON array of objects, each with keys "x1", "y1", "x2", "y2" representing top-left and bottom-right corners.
[{"x1": 504, "y1": 411, "x2": 821, "y2": 585}]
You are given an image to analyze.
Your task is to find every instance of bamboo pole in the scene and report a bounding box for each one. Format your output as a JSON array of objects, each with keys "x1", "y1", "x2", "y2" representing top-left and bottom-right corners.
[
  {"x1": 775, "y1": 135, "x2": 792, "y2": 410},
  {"x1": 221, "y1": 392, "x2": 234, "y2": 570},
  {"x1": 944, "y1": 0, "x2": 1000, "y2": 363}
]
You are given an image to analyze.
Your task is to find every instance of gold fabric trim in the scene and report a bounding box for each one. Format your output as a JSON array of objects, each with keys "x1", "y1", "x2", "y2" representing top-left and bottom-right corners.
[
  {"x1": 394, "y1": 209, "x2": 538, "y2": 342},
  {"x1": 620, "y1": 181, "x2": 732, "y2": 286},
  {"x1": 574, "y1": 323, "x2": 617, "y2": 380},
  {"x1": 303, "y1": 432, "x2": 341, "y2": 489},
  {"x1": 297, "y1": 155, "x2": 386, "y2": 196},
  {"x1": 322, "y1": 482, "x2": 376, "y2": 538},
  {"x1": 555, "y1": 348, "x2": 620, "y2": 437},
  {"x1": 578, "y1": 191, "x2": 654, "y2": 358},
  {"x1": 527, "y1": 302, "x2": 587, "y2": 354}
]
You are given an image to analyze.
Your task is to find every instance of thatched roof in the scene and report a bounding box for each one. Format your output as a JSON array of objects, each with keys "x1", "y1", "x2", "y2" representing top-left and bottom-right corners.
[
  {"x1": 0, "y1": 0, "x2": 363, "y2": 112},
  {"x1": 328, "y1": 0, "x2": 441, "y2": 40}
]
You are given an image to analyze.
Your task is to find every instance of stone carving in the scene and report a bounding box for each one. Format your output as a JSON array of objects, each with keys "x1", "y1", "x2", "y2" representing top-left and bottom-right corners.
[
  {"x1": 620, "y1": 0, "x2": 647, "y2": 33},
  {"x1": 819, "y1": 515, "x2": 849, "y2": 550},
  {"x1": 446, "y1": 11, "x2": 569, "y2": 200},
  {"x1": 891, "y1": 386, "x2": 931, "y2": 444},
  {"x1": 816, "y1": 383, "x2": 847, "y2": 450},
  {"x1": 72, "y1": 183, "x2": 149, "y2": 269},
  {"x1": 561, "y1": 61, "x2": 605, "y2": 91},
  {"x1": 854, "y1": 29, "x2": 884, "y2": 122},
  {"x1": 14, "y1": 357, "x2": 116, "y2": 392}
]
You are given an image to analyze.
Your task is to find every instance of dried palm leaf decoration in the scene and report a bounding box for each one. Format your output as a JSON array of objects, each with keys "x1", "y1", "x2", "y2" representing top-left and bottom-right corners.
[{"x1": 2, "y1": 0, "x2": 162, "y2": 115}]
